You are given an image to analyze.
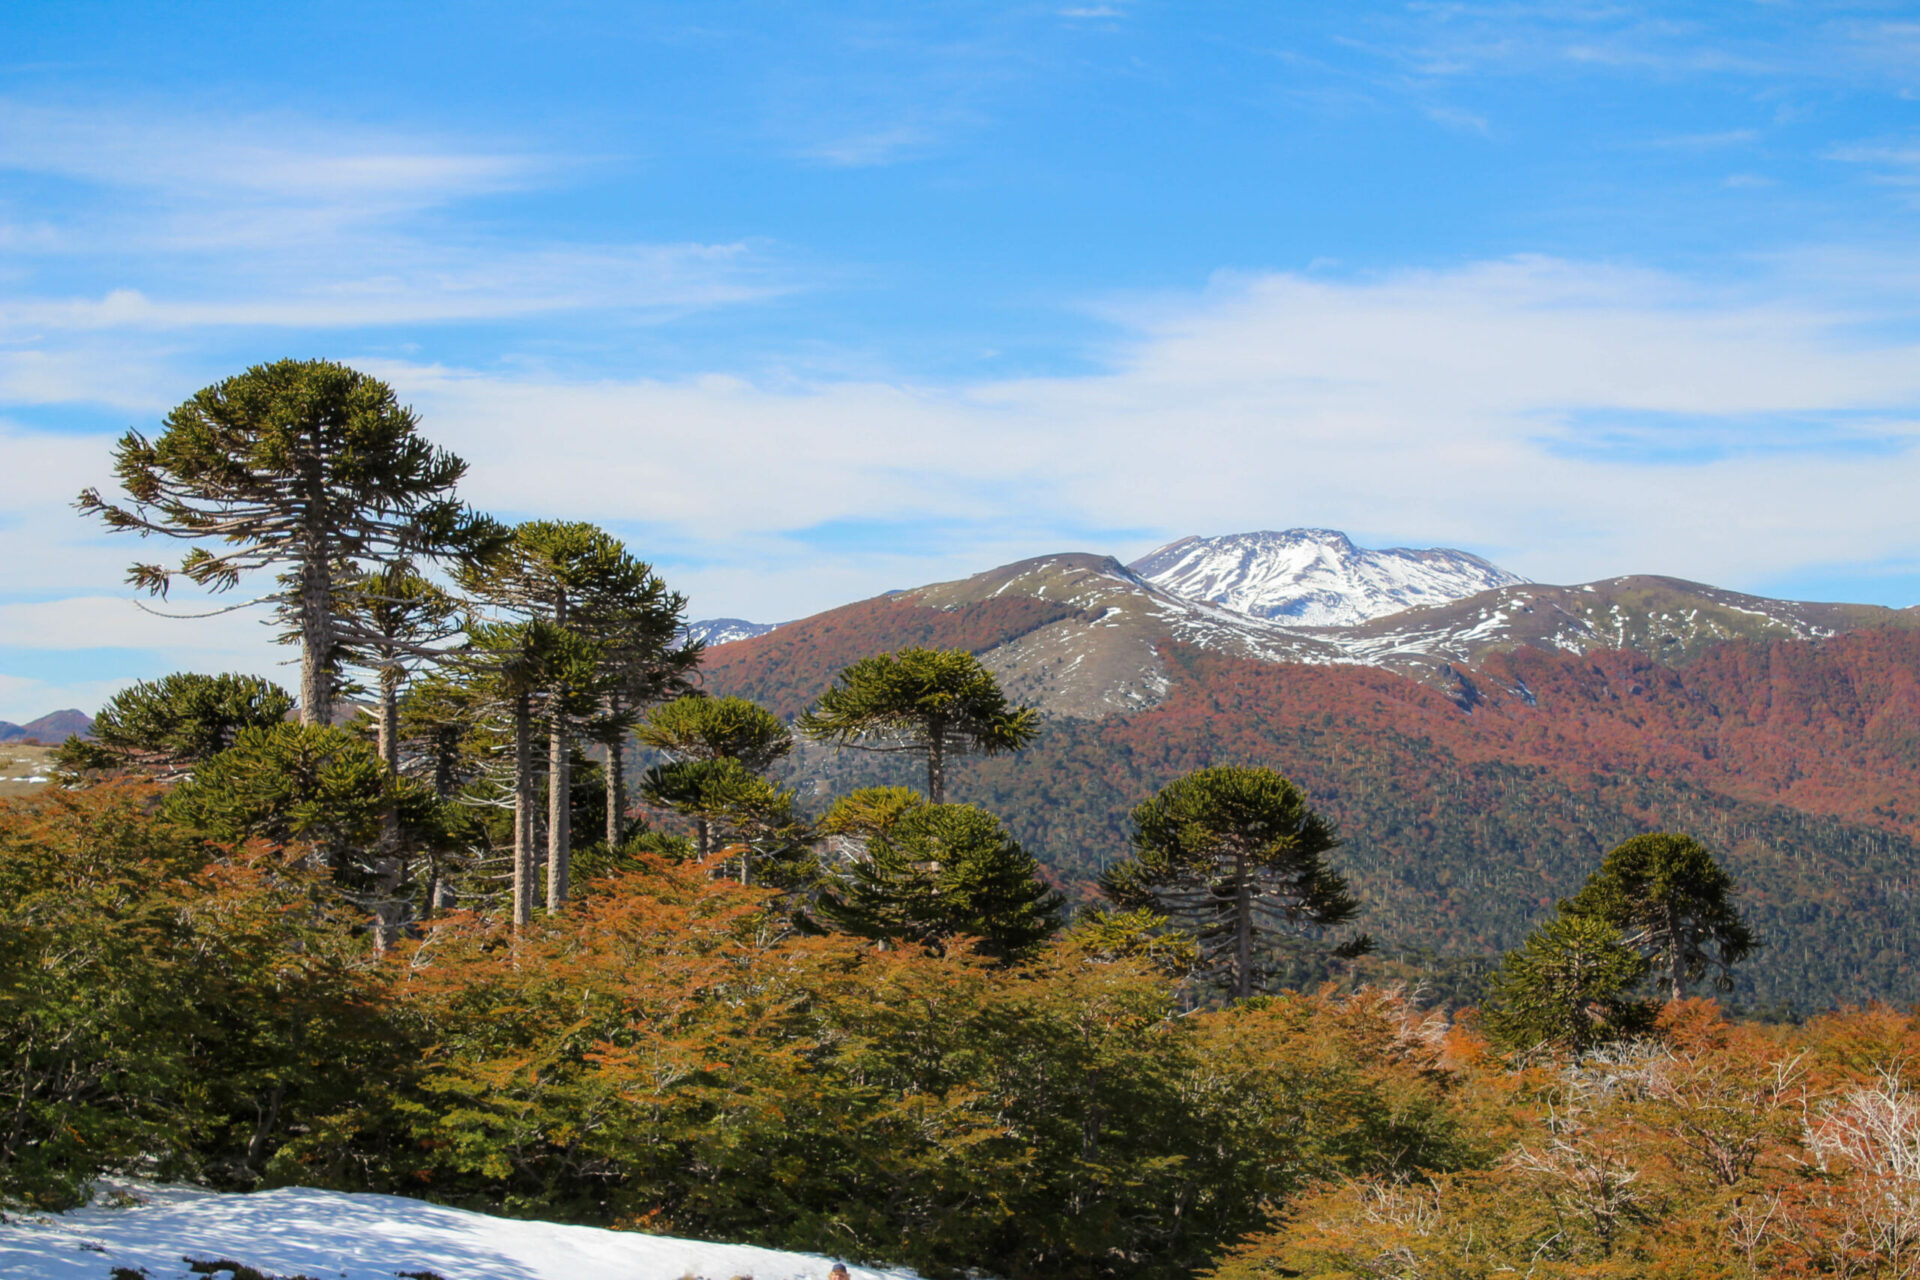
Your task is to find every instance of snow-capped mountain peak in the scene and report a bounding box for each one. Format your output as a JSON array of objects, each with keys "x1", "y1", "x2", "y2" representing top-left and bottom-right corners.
[
  {"x1": 1128, "y1": 529, "x2": 1527, "y2": 627},
  {"x1": 683, "y1": 617, "x2": 780, "y2": 647}
]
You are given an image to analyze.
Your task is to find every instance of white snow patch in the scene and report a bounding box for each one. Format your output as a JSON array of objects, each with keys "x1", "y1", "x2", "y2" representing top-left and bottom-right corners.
[
  {"x1": 1130, "y1": 529, "x2": 1524, "y2": 628},
  {"x1": 0, "y1": 1183, "x2": 916, "y2": 1280}
]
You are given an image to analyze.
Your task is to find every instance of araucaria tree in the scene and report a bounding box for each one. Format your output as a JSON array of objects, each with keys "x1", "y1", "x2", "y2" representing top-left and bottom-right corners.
[
  {"x1": 814, "y1": 801, "x2": 1065, "y2": 962},
  {"x1": 1482, "y1": 913, "x2": 1654, "y2": 1054},
  {"x1": 77, "y1": 359, "x2": 494, "y2": 727},
  {"x1": 797, "y1": 647, "x2": 1039, "y2": 802},
  {"x1": 1564, "y1": 832, "x2": 1758, "y2": 1002},
  {"x1": 461, "y1": 521, "x2": 695, "y2": 914},
  {"x1": 54, "y1": 672, "x2": 294, "y2": 781},
  {"x1": 636, "y1": 694, "x2": 793, "y2": 858},
  {"x1": 1100, "y1": 764, "x2": 1364, "y2": 1000}
]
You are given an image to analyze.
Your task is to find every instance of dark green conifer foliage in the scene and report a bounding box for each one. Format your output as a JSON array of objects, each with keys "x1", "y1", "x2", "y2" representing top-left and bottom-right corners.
[
  {"x1": 817, "y1": 785, "x2": 928, "y2": 840},
  {"x1": 1482, "y1": 912, "x2": 1656, "y2": 1054},
  {"x1": 798, "y1": 647, "x2": 1039, "y2": 802},
  {"x1": 336, "y1": 563, "x2": 462, "y2": 777},
  {"x1": 815, "y1": 802, "x2": 1065, "y2": 962},
  {"x1": 462, "y1": 617, "x2": 602, "y2": 926},
  {"x1": 1101, "y1": 764, "x2": 1364, "y2": 1000},
  {"x1": 458, "y1": 521, "x2": 695, "y2": 913},
  {"x1": 1563, "y1": 832, "x2": 1758, "y2": 1001},
  {"x1": 54, "y1": 672, "x2": 293, "y2": 780},
  {"x1": 637, "y1": 693, "x2": 794, "y2": 773},
  {"x1": 639, "y1": 756, "x2": 811, "y2": 886},
  {"x1": 164, "y1": 722, "x2": 449, "y2": 893},
  {"x1": 637, "y1": 694, "x2": 794, "y2": 859},
  {"x1": 76, "y1": 359, "x2": 498, "y2": 728}
]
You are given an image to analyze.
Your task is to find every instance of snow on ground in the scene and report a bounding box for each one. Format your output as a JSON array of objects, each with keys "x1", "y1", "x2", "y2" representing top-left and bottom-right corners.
[{"x1": 0, "y1": 1182, "x2": 918, "y2": 1280}]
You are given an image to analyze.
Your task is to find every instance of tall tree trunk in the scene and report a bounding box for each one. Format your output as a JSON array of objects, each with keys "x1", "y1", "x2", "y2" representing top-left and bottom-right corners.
[
  {"x1": 1667, "y1": 904, "x2": 1686, "y2": 1002},
  {"x1": 606, "y1": 731, "x2": 625, "y2": 852},
  {"x1": 372, "y1": 662, "x2": 403, "y2": 954},
  {"x1": 1234, "y1": 854, "x2": 1254, "y2": 1001},
  {"x1": 377, "y1": 665, "x2": 401, "y2": 774},
  {"x1": 548, "y1": 712, "x2": 570, "y2": 910},
  {"x1": 513, "y1": 693, "x2": 534, "y2": 929},
  {"x1": 927, "y1": 723, "x2": 945, "y2": 804},
  {"x1": 696, "y1": 816, "x2": 710, "y2": 859},
  {"x1": 299, "y1": 551, "x2": 335, "y2": 727}
]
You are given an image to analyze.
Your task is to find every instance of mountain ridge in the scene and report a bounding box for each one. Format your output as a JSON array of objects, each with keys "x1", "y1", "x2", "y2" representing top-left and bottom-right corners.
[
  {"x1": 0, "y1": 709, "x2": 93, "y2": 743},
  {"x1": 697, "y1": 536, "x2": 1920, "y2": 1011},
  {"x1": 1129, "y1": 528, "x2": 1528, "y2": 626}
]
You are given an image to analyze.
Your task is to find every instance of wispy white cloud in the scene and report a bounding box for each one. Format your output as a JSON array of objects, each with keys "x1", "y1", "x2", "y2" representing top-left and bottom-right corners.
[
  {"x1": 0, "y1": 241, "x2": 778, "y2": 333},
  {"x1": 0, "y1": 98, "x2": 536, "y2": 212},
  {"x1": 1423, "y1": 104, "x2": 1491, "y2": 134},
  {"x1": 18, "y1": 250, "x2": 1920, "y2": 715},
  {"x1": 1638, "y1": 128, "x2": 1760, "y2": 150},
  {"x1": 305, "y1": 252, "x2": 1920, "y2": 621},
  {"x1": 0, "y1": 97, "x2": 795, "y2": 390}
]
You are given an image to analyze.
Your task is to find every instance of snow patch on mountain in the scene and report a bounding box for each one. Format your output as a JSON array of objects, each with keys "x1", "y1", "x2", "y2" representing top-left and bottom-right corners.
[
  {"x1": 1130, "y1": 529, "x2": 1527, "y2": 628},
  {"x1": 685, "y1": 617, "x2": 780, "y2": 647},
  {"x1": 0, "y1": 1181, "x2": 915, "y2": 1280}
]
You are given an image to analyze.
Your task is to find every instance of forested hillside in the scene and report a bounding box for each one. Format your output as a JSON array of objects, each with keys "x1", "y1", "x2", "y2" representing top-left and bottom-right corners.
[{"x1": 708, "y1": 615, "x2": 1920, "y2": 1014}]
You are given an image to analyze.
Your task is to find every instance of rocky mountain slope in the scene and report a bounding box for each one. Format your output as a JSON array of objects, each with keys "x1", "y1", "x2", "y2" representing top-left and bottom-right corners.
[
  {"x1": 1130, "y1": 528, "x2": 1526, "y2": 626},
  {"x1": 698, "y1": 536, "x2": 1920, "y2": 1012}
]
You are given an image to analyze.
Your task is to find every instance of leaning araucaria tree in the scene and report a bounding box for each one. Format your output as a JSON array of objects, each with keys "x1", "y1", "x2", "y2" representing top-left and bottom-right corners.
[
  {"x1": 76, "y1": 359, "x2": 499, "y2": 727},
  {"x1": 1100, "y1": 764, "x2": 1367, "y2": 1000},
  {"x1": 797, "y1": 647, "x2": 1040, "y2": 803}
]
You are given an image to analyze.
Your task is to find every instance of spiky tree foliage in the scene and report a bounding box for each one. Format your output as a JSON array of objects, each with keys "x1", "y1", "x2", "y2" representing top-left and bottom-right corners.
[
  {"x1": 1564, "y1": 832, "x2": 1758, "y2": 1002},
  {"x1": 1100, "y1": 765, "x2": 1365, "y2": 1000},
  {"x1": 635, "y1": 694, "x2": 793, "y2": 859},
  {"x1": 797, "y1": 647, "x2": 1039, "y2": 803},
  {"x1": 1482, "y1": 912, "x2": 1656, "y2": 1055},
  {"x1": 639, "y1": 757, "x2": 811, "y2": 887},
  {"x1": 76, "y1": 360, "x2": 499, "y2": 727},
  {"x1": 164, "y1": 722, "x2": 456, "y2": 950},
  {"x1": 818, "y1": 785, "x2": 928, "y2": 839},
  {"x1": 582, "y1": 647, "x2": 706, "y2": 856},
  {"x1": 458, "y1": 521, "x2": 694, "y2": 913},
  {"x1": 393, "y1": 671, "x2": 486, "y2": 803},
  {"x1": 53, "y1": 672, "x2": 293, "y2": 782},
  {"x1": 636, "y1": 694, "x2": 793, "y2": 773},
  {"x1": 336, "y1": 563, "x2": 462, "y2": 777},
  {"x1": 334, "y1": 564, "x2": 464, "y2": 937},
  {"x1": 814, "y1": 802, "x2": 1064, "y2": 962}
]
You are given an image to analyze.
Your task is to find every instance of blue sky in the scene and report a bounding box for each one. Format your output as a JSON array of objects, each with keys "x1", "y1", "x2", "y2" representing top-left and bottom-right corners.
[{"x1": 6, "y1": 2, "x2": 1920, "y2": 718}]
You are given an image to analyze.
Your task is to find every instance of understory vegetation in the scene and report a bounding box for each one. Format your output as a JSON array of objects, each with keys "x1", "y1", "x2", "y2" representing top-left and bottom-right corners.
[{"x1": 10, "y1": 786, "x2": 1920, "y2": 1278}]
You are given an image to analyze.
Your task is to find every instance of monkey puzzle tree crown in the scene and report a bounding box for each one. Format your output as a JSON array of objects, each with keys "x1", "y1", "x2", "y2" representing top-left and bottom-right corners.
[
  {"x1": 1564, "y1": 832, "x2": 1757, "y2": 1002},
  {"x1": 797, "y1": 647, "x2": 1040, "y2": 802},
  {"x1": 636, "y1": 694, "x2": 793, "y2": 773},
  {"x1": 76, "y1": 359, "x2": 496, "y2": 727},
  {"x1": 1101, "y1": 764, "x2": 1364, "y2": 1000}
]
